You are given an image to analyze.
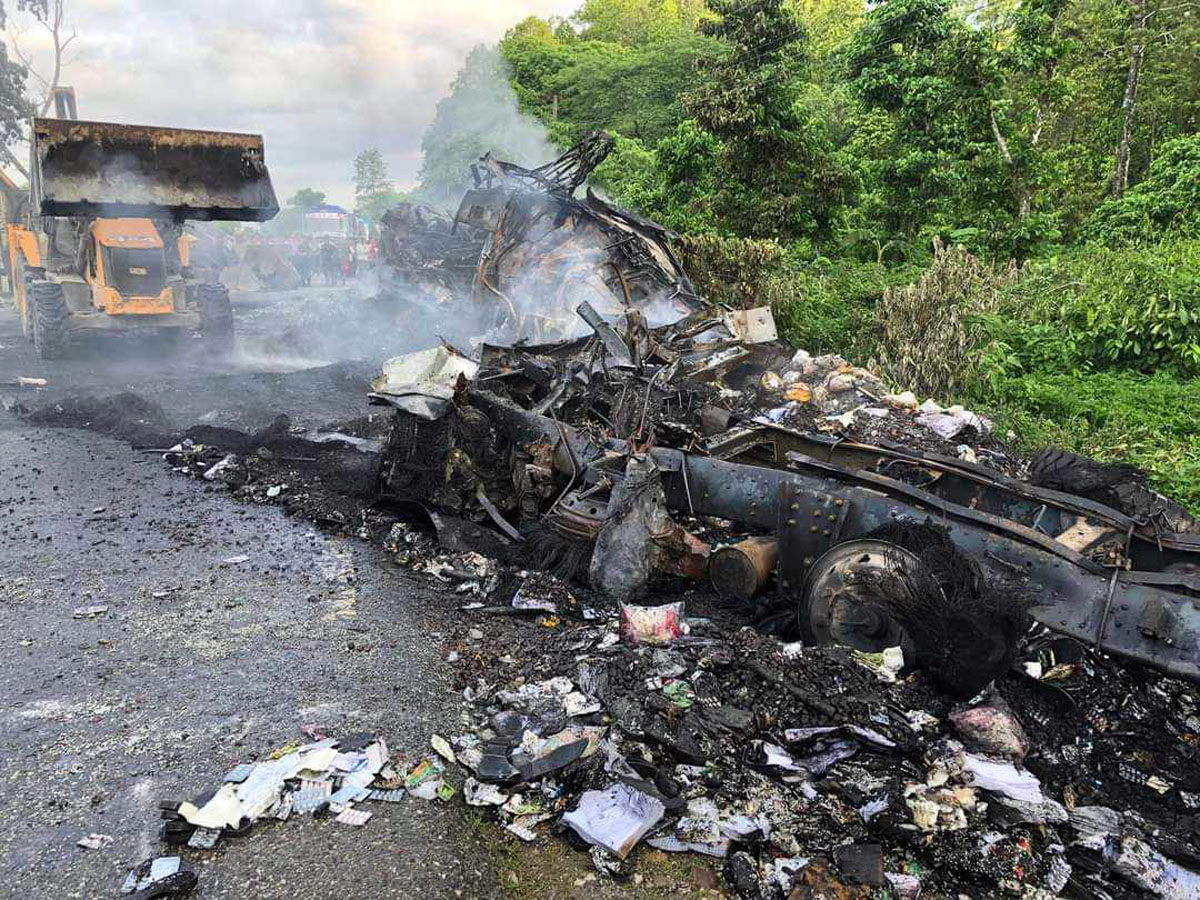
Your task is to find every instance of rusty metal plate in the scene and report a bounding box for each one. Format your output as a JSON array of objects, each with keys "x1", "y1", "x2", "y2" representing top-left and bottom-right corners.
[{"x1": 32, "y1": 118, "x2": 279, "y2": 221}]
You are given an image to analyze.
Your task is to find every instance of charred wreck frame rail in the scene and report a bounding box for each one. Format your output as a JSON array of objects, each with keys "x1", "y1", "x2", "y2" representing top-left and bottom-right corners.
[{"x1": 409, "y1": 388, "x2": 1200, "y2": 685}]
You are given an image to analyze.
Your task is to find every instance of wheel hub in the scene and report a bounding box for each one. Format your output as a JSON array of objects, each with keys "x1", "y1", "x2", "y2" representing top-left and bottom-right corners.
[{"x1": 799, "y1": 539, "x2": 927, "y2": 657}]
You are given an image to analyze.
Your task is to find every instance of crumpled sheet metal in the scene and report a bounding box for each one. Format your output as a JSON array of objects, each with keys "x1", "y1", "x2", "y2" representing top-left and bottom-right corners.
[
  {"x1": 369, "y1": 346, "x2": 479, "y2": 420},
  {"x1": 473, "y1": 189, "x2": 698, "y2": 346},
  {"x1": 376, "y1": 131, "x2": 701, "y2": 349}
]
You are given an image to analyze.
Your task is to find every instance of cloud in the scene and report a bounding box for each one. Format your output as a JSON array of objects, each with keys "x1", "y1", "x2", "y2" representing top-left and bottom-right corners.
[{"x1": 8, "y1": 0, "x2": 575, "y2": 206}]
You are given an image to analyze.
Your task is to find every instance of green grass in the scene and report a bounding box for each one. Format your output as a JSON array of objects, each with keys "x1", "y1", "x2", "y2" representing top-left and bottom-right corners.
[{"x1": 972, "y1": 370, "x2": 1200, "y2": 514}]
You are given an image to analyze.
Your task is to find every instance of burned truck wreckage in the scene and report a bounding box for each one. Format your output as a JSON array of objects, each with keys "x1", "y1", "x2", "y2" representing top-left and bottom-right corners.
[
  {"x1": 367, "y1": 132, "x2": 1200, "y2": 693},
  {"x1": 18, "y1": 133, "x2": 1200, "y2": 896}
]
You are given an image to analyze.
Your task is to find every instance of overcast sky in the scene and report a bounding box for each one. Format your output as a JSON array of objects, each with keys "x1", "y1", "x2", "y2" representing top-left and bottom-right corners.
[{"x1": 7, "y1": 0, "x2": 575, "y2": 207}]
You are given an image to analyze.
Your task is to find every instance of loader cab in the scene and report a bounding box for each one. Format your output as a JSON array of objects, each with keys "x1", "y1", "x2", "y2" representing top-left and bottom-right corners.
[{"x1": 86, "y1": 218, "x2": 176, "y2": 314}]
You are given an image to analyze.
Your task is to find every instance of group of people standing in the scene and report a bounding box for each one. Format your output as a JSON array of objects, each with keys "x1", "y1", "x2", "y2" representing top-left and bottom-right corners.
[{"x1": 291, "y1": 239, "x2": 357, "y2": 287}]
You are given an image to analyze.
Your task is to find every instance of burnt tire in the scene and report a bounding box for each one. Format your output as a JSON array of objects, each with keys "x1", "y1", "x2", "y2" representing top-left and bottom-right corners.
[
  {"x1": 31, "y1": 279, "x2": 69, "y2": 359},
  {"x1": 197, "y1": 283, "x2": 233, "y2": 353}
]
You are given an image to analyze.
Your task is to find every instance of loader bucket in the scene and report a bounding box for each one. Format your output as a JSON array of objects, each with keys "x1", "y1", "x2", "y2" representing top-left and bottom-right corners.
[{"x1": 31, "y1": 118, "x2": 280, "y2": 222}]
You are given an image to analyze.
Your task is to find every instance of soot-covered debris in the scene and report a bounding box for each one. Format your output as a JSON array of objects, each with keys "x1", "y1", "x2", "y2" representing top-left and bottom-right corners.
[{"x1": 429, "y1": 593, "x2": 1199, "y2": 897}]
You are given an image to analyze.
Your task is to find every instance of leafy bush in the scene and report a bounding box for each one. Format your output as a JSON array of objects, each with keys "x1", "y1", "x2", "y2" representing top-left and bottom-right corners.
[
  {"x1": 991, "y1": 240, "x2": 1200, "y2": 376},
  {"x1": 870, "y1": 242, "x2": 1019, "y2": 398},
  {"x1": 974, "y1": 370, "x2": 1200, "y2": 514},
  {"x1": 677, "y1": 235, "x2": 907, "y2": 359},
  {"x1": 675, "y1": 233, "x2": 784, "y2": 307},
  {"x1": 593, "y1": 122, "x2": 723, "y2": 235},
  {"x1": 1089, "y1": 134, "x2": 1200, "y2": 246},
  {"x1": 771, "y1": 257, "x2": 913, "y2": 359},
  {"x1": 1055, "y1": 241, "x2": 1200, "y2": 374}
]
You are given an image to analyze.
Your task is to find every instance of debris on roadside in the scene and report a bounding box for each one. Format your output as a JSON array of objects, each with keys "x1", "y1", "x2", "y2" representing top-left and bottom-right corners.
[
  {"x1": 120, "y1": 857, "x2": 197, "y2": 897},
  {"x1": 433, "y1": 603, "x2": 1199, "y2": 896},
  {"x1": 157, "y1": 731, "x2": 456, "y2": 856},
  {"x1": 16, "y1": 133, "x2": 1198, "y2": 899},
  {"x1": 76, "y1": 832, "x2": 113, "y2": 850}
]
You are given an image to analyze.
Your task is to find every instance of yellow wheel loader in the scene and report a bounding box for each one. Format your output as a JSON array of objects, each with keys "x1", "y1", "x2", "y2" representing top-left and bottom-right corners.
[{"x1": 4, "y1": 116, "x2": 278, "y2": 359}]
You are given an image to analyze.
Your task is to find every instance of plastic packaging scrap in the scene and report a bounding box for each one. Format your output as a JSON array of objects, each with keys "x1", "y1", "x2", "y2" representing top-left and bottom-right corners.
[
  {"x1": 121, "y1": 857, "x2": 197, "y2": 897},
  {"x1": 646, "y1": 797, "x2": 768, "y2": 859},
  {"x1": 166, "y1": 731, "x2": 426, "y2": 855},
  {"x1": 619, "y1": 601, "x2": 687, "y2": 646},
  {"x1": 851, "y1": 646, "x2": 905, "y2": 682},
  {"x1": 961, "y1": 751, "x2": 1046, "y2": 804},
  {"x1": 949, "y1": 698, "x2": 1030, "y2": 762},
  {"x1": 915, "y1": 406, "x2": 991, "y2": 440},
  {"x1": 562, "y1": 783, "x2": 665, "y2": 859},
  {"x1": 886, "y1": 872, "x2": 922, "y2": 898},
  {"x1": 335, "y1": 807, "x2": 372, "y2": 827},
  {"x1": 405, "y1": 757, "x2": 446, "y2": 800},
  {"x1": 464, "y1": 777, "x2": 507, "y2": 807},
  {"x1": 76, "y1": 832, "x2": 113, "y2": 850}
]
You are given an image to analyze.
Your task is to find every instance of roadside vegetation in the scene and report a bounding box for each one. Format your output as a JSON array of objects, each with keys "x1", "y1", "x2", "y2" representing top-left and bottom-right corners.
[{"x1": 414, "y1": 0, "x2": 1199, "y2": 510}]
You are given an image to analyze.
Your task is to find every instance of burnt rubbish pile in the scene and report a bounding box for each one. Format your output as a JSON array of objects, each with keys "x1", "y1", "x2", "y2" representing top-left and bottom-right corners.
[{"x1": 11, "y1": 133, "x2": 1199, "y2": 896}]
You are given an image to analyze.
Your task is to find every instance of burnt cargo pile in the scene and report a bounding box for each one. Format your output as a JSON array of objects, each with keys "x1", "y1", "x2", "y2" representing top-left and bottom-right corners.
[{"x1": 352, "y1": 134, "x2": 1200, "y2": 896}]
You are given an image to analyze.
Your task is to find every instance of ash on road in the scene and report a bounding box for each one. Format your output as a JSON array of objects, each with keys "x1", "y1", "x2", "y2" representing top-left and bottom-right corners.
[{"x1": 0, "y1": 289, "x2": 503, "y2": 899}]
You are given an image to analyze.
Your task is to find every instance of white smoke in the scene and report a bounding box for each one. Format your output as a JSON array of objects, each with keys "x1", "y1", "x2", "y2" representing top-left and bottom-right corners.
[{"x1": 414, "y1": 44, "x2": 560, "y2": 206}]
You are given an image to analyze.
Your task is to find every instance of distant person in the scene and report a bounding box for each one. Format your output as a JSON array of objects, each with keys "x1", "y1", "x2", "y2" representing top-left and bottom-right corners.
[
  {"x1": 292, "y1": 239, "x2": 315, "y2": 287},
  {"x1": 348, "y1": 246, "x2": 358, "y2": 279},
  {"x1": 319, "y1": 240, "x2": 339, "y2": 286}
]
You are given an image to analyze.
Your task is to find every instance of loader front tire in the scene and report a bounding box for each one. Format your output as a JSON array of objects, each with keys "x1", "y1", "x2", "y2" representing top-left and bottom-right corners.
[
  {"x1": 31, "y1": 280, "x2": 69, "y2": 360},
  {"x1": 197, "y1": 283, "x2": 233, "y2": 353},
  {"x1": 20, "y1": 266, "x2": 43, "y2": 342}
]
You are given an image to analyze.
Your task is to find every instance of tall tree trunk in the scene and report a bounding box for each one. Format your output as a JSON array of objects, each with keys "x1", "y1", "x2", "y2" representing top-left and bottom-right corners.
[
  {"x1": 1, "y1": 145, "x2": 28, "y2": 181},
  {"x1": 1112, "y1": 0, "x2": 1148, "y2": 199},
  {"x1": 990, "y1": 107, "x2": 1033, "y2": 221},
  {"x1": 1017, "y1": 186, "x2": 1032, "y2": 220}
]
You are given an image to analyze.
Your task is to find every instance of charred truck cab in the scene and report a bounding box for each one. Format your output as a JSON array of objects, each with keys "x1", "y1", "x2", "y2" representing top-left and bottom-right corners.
[{"x1": 5, "y1": 108, "x2": 278, "y2": 359}]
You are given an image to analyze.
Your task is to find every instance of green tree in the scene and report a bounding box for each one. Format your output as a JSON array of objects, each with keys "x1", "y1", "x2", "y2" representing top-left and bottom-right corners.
[
  {"x1": 0, "y1": 1, "x2": 51, "y2": 179},
  {"x1": 787, "y1": 0, "x2": 865, "y2": 78},
  {"x1": 684, "y1": 0, "x2": 851, "y2": 244},
  {"x1": 545, "y1": 29, "x2": 719, "y2": 145},
  {"x1": 592, "y1": 120, "x2": 722, "y2": 233},
  {"x1": 844, "y1": 0, "x2": 1007, "y2": 251},
  {"x1": 1104, "y1": 0, "x2": 1200, "y2": 198},
  {"x1": 287, "y1": 187, "x2": 326, "y2": 209},
  {"x1": 499, "y1": 17, "x2": 572, "y2": 116},
  {"x1": 986, "y1": 0, "x2": 1071, "y2": 222},
  {"x1": 1089, "y1": 134, "x2": 1200, "y2": 244},
  {"x1": 576, "y1": 0, "x2": 708, "y2": 46},
  {"x1": 417, "y1": 44, "x2": 559, "y2": 204},
  {"x1": 353, "y1": 148, "x2": 398, "y2": 220}
]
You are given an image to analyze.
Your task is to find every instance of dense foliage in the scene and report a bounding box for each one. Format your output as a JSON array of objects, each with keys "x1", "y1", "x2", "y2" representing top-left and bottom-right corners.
[
  {"x1": 421, "y1": 0, "x2": 1197, "y2": 257},
  {"x1": 417, "y1": 0, "x2": 1198, "y2": 508}
]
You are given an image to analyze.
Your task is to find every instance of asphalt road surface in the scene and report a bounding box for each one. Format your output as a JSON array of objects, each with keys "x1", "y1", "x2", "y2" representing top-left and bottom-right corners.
[{"x1": 0, "y1": 288, "x2": 505, "y2": 899}]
